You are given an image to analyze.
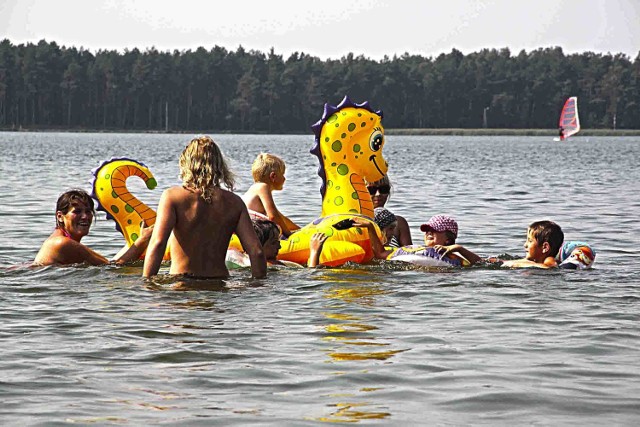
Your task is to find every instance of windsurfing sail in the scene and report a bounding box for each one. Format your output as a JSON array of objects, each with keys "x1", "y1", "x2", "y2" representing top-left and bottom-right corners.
[{"x1": 558, "y1": 96, "x2": 580, "y2": 140}]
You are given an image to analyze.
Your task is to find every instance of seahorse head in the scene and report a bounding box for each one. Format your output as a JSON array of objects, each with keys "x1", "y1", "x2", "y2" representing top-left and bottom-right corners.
[{"x1": 310, "y1": 96, "x2": 388, "y2": 199}]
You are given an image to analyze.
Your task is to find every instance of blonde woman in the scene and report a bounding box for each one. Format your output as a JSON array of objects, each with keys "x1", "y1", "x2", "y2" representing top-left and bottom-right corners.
[{"x1": 143, "y1": 136, "x2": 266, "y2": 279}]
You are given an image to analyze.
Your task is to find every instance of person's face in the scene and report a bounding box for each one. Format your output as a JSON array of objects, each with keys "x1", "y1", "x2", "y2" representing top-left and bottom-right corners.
[
  {"x1": 524, "y1": 229, "x2": 547, "y2": 261},
  {"x1": 423, "y1": 229, "x2": 449, "y2": 247},
  {"x1": 367, "y1": 184, "x2": 390, "y2": 208},
  {"x1": 262, "y1": 230, "x2": 281, "y2": 261},
  {"x1": 383, "y1": 224, "x2": 396, "y2": 243},
  {"x1": 270, "y1": 169, "x2": 286, "y2": 191},
  {"x1": 57, "y1": 202, "x2": 93, "y2": 239}
]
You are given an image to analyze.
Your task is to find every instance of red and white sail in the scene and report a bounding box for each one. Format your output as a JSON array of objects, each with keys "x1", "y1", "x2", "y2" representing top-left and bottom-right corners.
[{"x1": 558, "y1": 96, "x2": 580, "y2": 140}]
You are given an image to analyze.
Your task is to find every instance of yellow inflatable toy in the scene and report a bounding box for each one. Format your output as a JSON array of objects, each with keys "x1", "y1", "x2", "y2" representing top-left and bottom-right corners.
[
  {"x1": 268, "y1": 95, "x2": 389, "y2": 266},
  {"x1": 90, "y1": 158, "x2": 169, "y2": 259},
  {"x1": 91, "y1": 96, "x2": 388, "y2": 267}
]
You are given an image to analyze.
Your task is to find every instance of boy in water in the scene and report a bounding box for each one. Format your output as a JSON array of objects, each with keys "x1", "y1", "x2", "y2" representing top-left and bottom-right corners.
[
  {"x1": 242, "y1": 153, "x2": 300, "y2": 237},
  {"x1": 249, "y1": 219, "x2": 327, "y2": 267},
  {"x1": 143, "y1": 136, "x2": 266, "y2": 279},
  {"x1": 501, "y1": 220, "x2": 564, "y2": 268}
]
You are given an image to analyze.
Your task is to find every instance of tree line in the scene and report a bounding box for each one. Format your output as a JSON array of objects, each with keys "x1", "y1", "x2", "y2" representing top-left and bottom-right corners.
[{"x1": 0, "y1": 39, "x2": 638, "y2": 132}]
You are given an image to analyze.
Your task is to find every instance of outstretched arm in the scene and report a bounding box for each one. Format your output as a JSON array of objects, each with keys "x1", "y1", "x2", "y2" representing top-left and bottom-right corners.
[
  {"x1": 351, "y1": 218, "x2": 392, "y2": 260},
  {"x1": 434, "y1": 244, "x2": 482, "y2": 266},
  {"x1": 257, "y1": 186, "x2": 297, "y2": 236},
  {"x1": 501, "y1": 257, "x2": 558, "y2": 269},
  {"x1": 143, "y1": 190, "x2": 176, "y2": 278},
  {"x1": 112, "y1": 222, "x2": 153, "y2": 265},
  {"x1": 308, "y1": 233, "x2": 328, "y2": 267}
]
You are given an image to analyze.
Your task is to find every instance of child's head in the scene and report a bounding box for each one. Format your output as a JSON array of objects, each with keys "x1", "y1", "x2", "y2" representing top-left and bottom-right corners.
[
  {"x1": 525, "y1": 220, "x2": 564, "y2": 261},
  {"x1": 252, "y1": 219, "x2": 281, "y2": 261},
  {"x1": 251, "y1": 153, "x2": 286, "y2": 189},
  {"x1": 373, "y1": 207, "x2": 397, "y2": 243},
  {"x1": 180, "y1": 136, "x2": 235, "y2": 201},
  {"x1": 420, "y1": 215, "x2": 458, "y2": 246}
]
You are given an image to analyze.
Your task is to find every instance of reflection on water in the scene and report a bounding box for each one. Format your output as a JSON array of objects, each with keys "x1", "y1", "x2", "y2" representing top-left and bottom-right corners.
[{"x1": 314, "y1": 277, "x2": 406, "y2": 423}]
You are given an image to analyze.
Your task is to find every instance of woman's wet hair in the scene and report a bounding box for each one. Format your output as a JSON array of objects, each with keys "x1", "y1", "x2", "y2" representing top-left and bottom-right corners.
[
  {"x1": 179, "y1": 135, "x2": 235, "y2": 202},
  {"x1": 55, "y1": 189, "x2": 95, "y2": 228}
]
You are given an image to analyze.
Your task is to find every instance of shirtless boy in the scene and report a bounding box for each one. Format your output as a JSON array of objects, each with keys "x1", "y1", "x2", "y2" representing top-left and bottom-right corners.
[
  {"x1": 242, "y1": 153, "x2": 300, "y2": 237},
  {"x1": 501, "y1": 220, "x2": 564, "y2": 268},
  {"x1": 143, "y1": 136, "x2": 266, "y2": 279}
]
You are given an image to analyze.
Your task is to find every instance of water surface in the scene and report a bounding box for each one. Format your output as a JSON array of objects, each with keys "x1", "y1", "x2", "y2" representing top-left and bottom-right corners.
[{"x1": 1, "y1": 132, "x2": 639, "y2": 425}]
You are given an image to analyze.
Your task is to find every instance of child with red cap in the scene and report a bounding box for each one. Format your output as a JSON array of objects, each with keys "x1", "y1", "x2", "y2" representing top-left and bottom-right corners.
[{"x1": 352, "y1": 214, "x2": 482, "y2": 266}]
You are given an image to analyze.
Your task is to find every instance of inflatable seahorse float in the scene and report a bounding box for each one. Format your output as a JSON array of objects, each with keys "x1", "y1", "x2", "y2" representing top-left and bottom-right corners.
[
  {"x1": 269, "y1": 95, "x2": 389, "y2": 266},
  {"x1": 90, "y1": 96, "x2": 387, "y2": 267},
  {"x1": 90, "y1": 158, "x2": 169, "y2": 259}
]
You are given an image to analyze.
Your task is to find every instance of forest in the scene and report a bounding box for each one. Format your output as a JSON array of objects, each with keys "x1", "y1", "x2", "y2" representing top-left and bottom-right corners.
[{"x1": 0, "y1": 39, "x2": 638, "y2": 132}]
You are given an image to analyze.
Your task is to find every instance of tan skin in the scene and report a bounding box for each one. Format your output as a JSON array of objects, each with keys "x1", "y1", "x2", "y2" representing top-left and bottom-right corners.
[
  {"x1": 368, "y1": 185, "x2": 412, "y2": 246},
  {"x1": 501, "y1": 229, "x2": 558, "y2": 268},
  {"x1": 350, "y1": 218, "x2": 482, "y2": 265},
  {"x1": 262, "y1": 230, "x2": 327, "y2": 267},
  {"x1": 34, "y1": 201, "x2": 153, "y2": 266},
  {"x1": 243, "y1": 170, "x2": 300, "y2": 237},
  {"x1": 143, "y1": 185, "x2": 267, "y2": 279}
]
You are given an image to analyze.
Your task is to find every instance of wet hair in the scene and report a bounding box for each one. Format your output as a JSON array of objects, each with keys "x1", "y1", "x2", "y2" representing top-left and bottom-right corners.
[
  {"x1": 179, "y1": 135, "x2": 235, "y2": 202},
  {"x1": 251, "y1": 153, "x2": 286, "y2": 183},
  {"x1": 252, "y1": 219, "x2": 280, "y2": 245},
  {"x1": 528, "y1": 220, "x2": 564, "y2": 257},
  {"x1": 55, "y1": 189, "x2": 95, "y2": 229}
]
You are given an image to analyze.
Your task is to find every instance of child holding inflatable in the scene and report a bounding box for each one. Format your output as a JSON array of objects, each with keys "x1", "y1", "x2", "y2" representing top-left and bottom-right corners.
[
  {"x1": 246, "y1": 219, "x2": 327, "y2": 267},
  {"x1": 353, "y1": 213, "x2": 482, "y2": 266},
  {"x1": 242, "y1": 153, "x2": 300, "y2": 237},
  {"x1": 143, "y1": 136, "x2": 266, "y2": 279}
]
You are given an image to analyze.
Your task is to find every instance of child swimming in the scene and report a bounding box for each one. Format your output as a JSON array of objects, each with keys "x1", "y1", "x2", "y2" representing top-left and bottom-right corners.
[{"x1": 501, "y1": 220, "x2": 564, "y2": 268}]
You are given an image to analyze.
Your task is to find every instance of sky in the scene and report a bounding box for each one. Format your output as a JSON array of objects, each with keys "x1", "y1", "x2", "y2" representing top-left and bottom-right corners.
[{"x1": 1, "y1": 0, "x2": 639, "y2": 60}]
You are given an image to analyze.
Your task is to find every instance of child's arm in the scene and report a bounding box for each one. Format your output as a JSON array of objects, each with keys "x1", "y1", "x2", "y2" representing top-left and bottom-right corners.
[
  {"x1": 351, "y1": 218, "x2": 392, "y2": 259},
  {"x1": 434, "y1": 244, "x2": 483, "y2": 266},
  {"x1": 143, "y1": 190, "x2": 176, "y2": 278},
  {"x1": 256, "y1": 185, "x2": 297, "y2": 236},
  {"x1": 308, "y1": 233, "x2": 328, "y2": 267},
  {"x1": 501, "y1": 257, "x2": 558, "y2": 269}
]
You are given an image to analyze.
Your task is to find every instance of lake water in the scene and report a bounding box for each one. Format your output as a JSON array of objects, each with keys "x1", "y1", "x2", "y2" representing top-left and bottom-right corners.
[{"x1": 1, "y1": 132, "x2": 640, "y2": 425}]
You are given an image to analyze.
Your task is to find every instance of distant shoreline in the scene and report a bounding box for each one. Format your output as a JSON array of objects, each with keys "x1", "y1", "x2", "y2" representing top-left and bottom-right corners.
[{"x1": 1, "y1": 127, "x2": 639, "y2": 136}]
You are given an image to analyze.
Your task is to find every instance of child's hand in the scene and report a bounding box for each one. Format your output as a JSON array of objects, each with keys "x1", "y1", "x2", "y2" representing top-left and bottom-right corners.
[
  {"x1": 310, "y1": 233, "x2": 328, "y2": 252},
  {"x1": 138, "y1": 221, "x2": 154, "y2": 244},
  {"x1": 350, "y1": 217, "x2": 373, "y2": 228},
  {"x1": 433, "y1": 244, "x2": 459, "y2": 257}
]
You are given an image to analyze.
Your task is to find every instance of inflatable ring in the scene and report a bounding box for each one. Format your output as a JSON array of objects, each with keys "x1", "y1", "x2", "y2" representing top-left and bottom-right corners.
[
  {"x1": 386, "y1": 245, "x2": 469, "y2": 267},
  {"x1": 557, "y1": 241, "x2": 596, "y2": 269}
]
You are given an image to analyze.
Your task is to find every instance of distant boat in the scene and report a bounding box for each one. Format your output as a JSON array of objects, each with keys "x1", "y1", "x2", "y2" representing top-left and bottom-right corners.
[{"x1": 555, "y1": 96, "x2": 580, "y2": 141}]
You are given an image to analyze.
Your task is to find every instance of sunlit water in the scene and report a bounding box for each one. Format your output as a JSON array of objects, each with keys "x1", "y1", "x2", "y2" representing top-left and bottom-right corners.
[{"x1": 1, "y1": 132, "x2": 640, "y2": 425}]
